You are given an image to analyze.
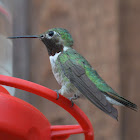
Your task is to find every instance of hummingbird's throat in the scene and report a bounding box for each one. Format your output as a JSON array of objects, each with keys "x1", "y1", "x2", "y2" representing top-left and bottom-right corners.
[{"x1": 41, "y1": 38, "x2": 63, "y2": 56}]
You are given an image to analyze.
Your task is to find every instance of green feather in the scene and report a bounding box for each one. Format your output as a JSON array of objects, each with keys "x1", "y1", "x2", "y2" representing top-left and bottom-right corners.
[{"x1": 58, "y1": 48, "x2": 118, "y2": 95}]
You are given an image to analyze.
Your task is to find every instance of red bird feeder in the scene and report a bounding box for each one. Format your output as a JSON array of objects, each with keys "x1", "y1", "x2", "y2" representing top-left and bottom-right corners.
[{"x1": 0, "y1": 75, "x2": 94, "y2": 140}]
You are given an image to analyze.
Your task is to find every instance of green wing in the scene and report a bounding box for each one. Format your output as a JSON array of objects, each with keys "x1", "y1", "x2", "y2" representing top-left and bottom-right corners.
[
  {"x1": 58, "y1": 49, "x2": 118, "y2": 120},
  {"x1": 58, "y1": 49, "x2": 116, "y2": 93},
  {"x1": 58, "y1": 49, "x2": 137, "y2": 111}
]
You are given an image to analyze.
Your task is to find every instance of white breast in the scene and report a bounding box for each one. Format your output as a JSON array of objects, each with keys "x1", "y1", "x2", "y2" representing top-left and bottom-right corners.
[
  {"x1": 49, "y1": 52, "x2": 61, "y2": 68},
  {"x1": 49, "y1": 52, "x2": 64, "y2": 85},
  {"x1": 49, "y1": 47, "x2": 72, "y2": 95}
]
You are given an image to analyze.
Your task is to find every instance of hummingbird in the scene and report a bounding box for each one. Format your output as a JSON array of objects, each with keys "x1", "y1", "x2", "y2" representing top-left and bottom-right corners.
[{"x1": 8, "y1": 28, "x2": 137, "y2": 120}]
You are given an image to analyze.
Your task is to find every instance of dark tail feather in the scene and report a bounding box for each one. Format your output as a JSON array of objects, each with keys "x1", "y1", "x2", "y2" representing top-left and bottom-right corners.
[
  {"x1": 105, "y1": 92, "x2": 138, "y2": 111},
  {"x1": 118, "y1": 97, "x2": 137, "y2": 111}
]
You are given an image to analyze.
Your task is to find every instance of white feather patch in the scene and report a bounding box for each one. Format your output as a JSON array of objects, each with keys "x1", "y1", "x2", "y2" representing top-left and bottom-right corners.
[
  {"x1": 49, "y1": 52, "x2": 61, "y2": 68},
  {"x1": 105, "y1": 96, "x2": 123, "y2": 106}
]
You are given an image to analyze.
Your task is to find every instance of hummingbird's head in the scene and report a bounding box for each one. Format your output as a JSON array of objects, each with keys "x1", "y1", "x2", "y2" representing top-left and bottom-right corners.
[
  {"x1": 40, "y1": 28, "x2": 74, "y2": 56},
  {"x1": 8, "y1": 28, "x2": 74, "y2": 56}
]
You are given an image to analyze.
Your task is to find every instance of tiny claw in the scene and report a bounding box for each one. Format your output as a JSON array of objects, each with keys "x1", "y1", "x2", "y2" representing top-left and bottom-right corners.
[
  {"x1": 68, "y1": 94, "x2": 80, "y2": 107},
  {"x1": 68, "y1": 97, "x2": 75, "y2": 107},
  {"x1": 54, "y1": 90, "x2": 59, "y2": 100},
  {"x1": 71, "y1": 100, "x2": 74, "y2": 107}
]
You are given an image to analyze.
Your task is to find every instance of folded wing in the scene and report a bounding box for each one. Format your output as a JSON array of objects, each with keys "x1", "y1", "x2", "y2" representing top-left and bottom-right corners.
[{"x1": 60, "y1": 59, "x2": 118, "y2": 120}]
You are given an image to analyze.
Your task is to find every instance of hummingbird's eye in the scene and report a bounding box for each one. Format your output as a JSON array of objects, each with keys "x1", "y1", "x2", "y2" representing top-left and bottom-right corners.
[{"x1": 48, "y1": 31, "x2": 54, "y2": 37}]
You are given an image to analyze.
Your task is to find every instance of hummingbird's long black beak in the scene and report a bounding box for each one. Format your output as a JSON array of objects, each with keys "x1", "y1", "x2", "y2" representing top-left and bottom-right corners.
[{"x1": 7, "y1": 35, "x2": 39, "y2": 39}]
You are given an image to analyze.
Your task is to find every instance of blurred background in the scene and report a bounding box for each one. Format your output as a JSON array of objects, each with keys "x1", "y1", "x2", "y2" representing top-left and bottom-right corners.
[{"x1": 0, "y1": 0, "x2": 140, "y2": 139}]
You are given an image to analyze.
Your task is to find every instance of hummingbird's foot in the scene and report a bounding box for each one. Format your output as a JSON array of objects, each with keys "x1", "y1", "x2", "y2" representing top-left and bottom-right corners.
[
  {"x1": 54, "y1": 90, "x2": 59, "y2": 100},
  {"x1": 68, "y1": 94, "x2": 80, "y2": 107}
]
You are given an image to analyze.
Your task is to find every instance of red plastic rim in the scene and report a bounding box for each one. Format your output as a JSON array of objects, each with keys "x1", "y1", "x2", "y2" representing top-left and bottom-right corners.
[{"x1": 0, "y1": 75, "x2": 94, "y2": 140}]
